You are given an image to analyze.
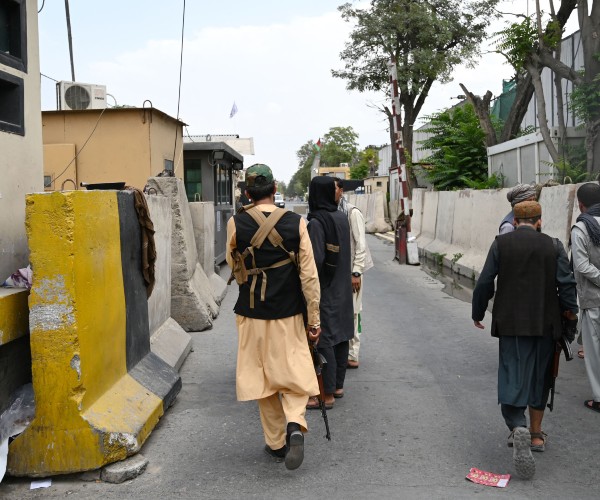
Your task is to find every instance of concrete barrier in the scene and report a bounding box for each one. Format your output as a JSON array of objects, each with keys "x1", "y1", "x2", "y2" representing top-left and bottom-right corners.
[
  {"x1": 8, "y1": 190, "x2": 180, "y2": 476},
  {"x1": 346, "y1": 192, "x2": 392, "y2": 233},
  {"x1": 418, "y1": 191, "x2": 439, "y2": 249},
  {"x1": 0, "y1": 289, "x2": 31, "y2": 413},
  {"x1": 415, "y1": 185, "x2": 582, "y2": 279},
  {"x1": 423, "y1": 191, "x2": 459, "y2": 260},
  {"x1": 146, "y1": 177, "x2": 218, "y2": 332},
  {"x1": 189, "y1": 201, "x2": 227, "y2": 304},
  {"x1": 410, "y1": 189, "x2": 426, "y2": 238},
  {"x1": 146, "y1": 195, "x2": 192, "y2": 371},
  {"x1": 539, "y1": 184, "x2": 576, "y2": 249}
]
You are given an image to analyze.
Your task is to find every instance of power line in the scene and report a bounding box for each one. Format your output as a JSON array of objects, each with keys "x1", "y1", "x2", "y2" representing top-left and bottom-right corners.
[
  {"x1": 173, "y1": 0, "x2": 186, "y2": 174},
  {"x1": 52, "y1": 107, "x2": 108, "y2": 185}
]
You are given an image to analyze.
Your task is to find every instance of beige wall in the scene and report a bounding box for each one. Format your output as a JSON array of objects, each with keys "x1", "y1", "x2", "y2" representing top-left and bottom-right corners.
[
  {"x1": 364, "y1": 176, "x2": 389, "y2": 195},
  {"x1": 317, "y1": 166, "x2": 351, "y2": 179},
  {"x1": 42, "y1": 108, "x2": 183, "y2": 191},
  {"x1": 0, "y1": 0, "x2": 44, "y2": 279}
]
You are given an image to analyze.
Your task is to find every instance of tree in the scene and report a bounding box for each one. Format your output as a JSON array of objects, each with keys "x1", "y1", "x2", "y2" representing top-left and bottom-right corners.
[
  {"x1": 286, "y1": 140, "x2": 318, "y2": 197},
  {"x1": 419, "y1": 104, "x2": 502, "y2": 190},
  {"x1": 320, "y1": 126, "x2": 359, "y2": 167},
  {"x1": 332, "y1": 0, "x2": 500, "y2": 183},
  {"x1": 458, "y1": 0, "x2": 600, "y2": 173},
  {"x1": 350, "y1": 148, "x2": 379, "y2": 179}
]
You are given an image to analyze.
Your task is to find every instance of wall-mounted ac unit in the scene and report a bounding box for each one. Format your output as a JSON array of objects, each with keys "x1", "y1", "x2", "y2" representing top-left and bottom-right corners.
[{"x1": 57, "y1": 81, "x2": 107, "y2": 110}]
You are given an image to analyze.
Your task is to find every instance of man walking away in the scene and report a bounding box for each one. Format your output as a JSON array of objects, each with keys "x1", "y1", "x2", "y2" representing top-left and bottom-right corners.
[
  {"x1": 472, "y1": 201, "x2": 578, "y2": 479},
  {"x1": 571, "y1": 182, "x2": 600, "y2": 413},
  {"x1": 334, "y1": 178, "x2": 373, "y2": 370},
  {"x1": 226, "y1": 164, "x2": 321, "y2": 470}
]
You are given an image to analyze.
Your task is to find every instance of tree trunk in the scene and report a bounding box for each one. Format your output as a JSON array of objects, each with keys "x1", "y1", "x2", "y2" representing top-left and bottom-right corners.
[
  {"x1": 459, "y1": 84, "x2": 497, "y2": 146},
  {"x1": 526, "y1": 58, "x2": 560, "y2": 165}
]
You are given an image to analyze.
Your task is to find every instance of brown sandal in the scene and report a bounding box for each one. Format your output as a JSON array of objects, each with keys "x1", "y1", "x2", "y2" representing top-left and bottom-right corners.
[{"x1": 306, "y1": 396, "x2": 333, "y2": 410}]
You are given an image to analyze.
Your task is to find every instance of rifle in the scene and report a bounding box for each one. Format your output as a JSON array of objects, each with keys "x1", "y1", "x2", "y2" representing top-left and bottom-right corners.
[
  {"x1": 547, "y1": 334, "x2": 574, "y2": 412},
  {"x1": 310, "y1": 341, "x2": 332, "y2": 440}
]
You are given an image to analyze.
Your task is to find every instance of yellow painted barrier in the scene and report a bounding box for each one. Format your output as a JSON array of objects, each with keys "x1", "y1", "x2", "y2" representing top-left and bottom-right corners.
[
  {"x1": 0, "y1": 288, "x2": 29, "y2": 346},
  {"x1": 8, "y1": 191, "x2": 164, "y2": 476}
]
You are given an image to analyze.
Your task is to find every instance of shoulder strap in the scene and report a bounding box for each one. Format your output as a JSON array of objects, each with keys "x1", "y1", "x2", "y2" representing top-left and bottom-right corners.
[{"x1": 246, "y1": 207, "x2": 287, "y2": 248}]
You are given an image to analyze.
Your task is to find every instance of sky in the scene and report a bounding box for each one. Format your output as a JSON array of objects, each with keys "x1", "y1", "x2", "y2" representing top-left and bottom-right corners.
[{"x1": 37, "y1": 1, "x2": 580, "y2": 184}]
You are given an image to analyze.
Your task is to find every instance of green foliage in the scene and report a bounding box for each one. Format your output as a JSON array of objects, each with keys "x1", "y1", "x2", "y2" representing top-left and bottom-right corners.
[
  {"x1": 420, "y1": 104, "x2": 492, "y2": 190},
  {"x1": 545, "y1": 141, "x2": 590, "y2": 184},
  {"x1": 571, "y1": 66, "x2": 600, "y2": 122},
  {"x1": 350, "y1": 147, "x2": 379, "y2": 179},
  {"x1": 320, "y1": 126, "x2": 359, "y2": 167},
  {"x1": 287, "y1": 126, "x2": 359, "y2": 196},
  {"x1": 350, "y1": 164, "x2": 369, "y2": 179},
  {"x1": 494, "y1": 17, "x2": 538, "y2": 70},
  {"x1": 333, "y1": 0, "x2": 500, "y2": 93}
]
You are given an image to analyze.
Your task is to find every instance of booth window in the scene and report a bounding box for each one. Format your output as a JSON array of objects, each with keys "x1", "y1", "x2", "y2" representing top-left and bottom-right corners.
[
  {"x1": 0, "y1": 69, "x2": 24, "y2": 135},
  {"x1": 216, "y1": 164, "x2": 232, "y2": 205},
  {"x1": 0, "y1": 0, "x2": 28, "y2": 73},
  {"x1": 184, "y1": 158, "x2": 202, "y2": 202}
]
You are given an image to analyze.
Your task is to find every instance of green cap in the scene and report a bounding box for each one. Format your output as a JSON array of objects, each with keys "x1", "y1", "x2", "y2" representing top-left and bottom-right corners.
[{"x1": 245, "y1": 163, "x2": 273, "y2": 187}]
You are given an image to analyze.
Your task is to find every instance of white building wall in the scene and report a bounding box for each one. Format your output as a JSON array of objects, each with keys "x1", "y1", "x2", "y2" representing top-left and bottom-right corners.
[{"x1": 0, "y1": 0, "x2": 44, "y2": 279}]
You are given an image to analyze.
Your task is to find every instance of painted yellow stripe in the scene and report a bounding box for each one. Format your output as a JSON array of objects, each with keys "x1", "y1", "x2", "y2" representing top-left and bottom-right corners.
[{"x1": 0, "y1": 288, "x2": 29, "y2": 346}]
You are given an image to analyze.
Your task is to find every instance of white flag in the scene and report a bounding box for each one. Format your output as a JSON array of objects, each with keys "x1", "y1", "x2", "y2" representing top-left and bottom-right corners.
[{"x1": 229, "y1": 102, "x2": 238, "y2": 118}]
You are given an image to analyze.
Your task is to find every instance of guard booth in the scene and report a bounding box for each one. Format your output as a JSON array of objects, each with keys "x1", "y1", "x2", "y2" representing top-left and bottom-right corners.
[{"x1": 183, "y1": 142, "x2": 243, "y2": 264}]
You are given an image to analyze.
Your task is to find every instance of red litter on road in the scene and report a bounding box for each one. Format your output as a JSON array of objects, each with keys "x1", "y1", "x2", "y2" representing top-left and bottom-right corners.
[{"x1": 466, "y1": 468, "x2": 510, "y2": 488}]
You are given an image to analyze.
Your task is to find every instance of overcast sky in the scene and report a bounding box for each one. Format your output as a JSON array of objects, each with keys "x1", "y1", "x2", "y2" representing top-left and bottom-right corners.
[{"x1": 37, "y1": 1, "x2": 580, "y2": 183}]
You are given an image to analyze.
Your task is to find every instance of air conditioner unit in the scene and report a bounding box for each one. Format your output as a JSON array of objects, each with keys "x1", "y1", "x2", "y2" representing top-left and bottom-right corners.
[{"x1": 57, "y1": 81, "x2": 107, "y2": 110}]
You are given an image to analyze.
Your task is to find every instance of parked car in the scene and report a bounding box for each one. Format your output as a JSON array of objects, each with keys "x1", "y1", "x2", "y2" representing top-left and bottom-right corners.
[{"x1": 274, "y1": 193, "x2": 285, "y2": 208}]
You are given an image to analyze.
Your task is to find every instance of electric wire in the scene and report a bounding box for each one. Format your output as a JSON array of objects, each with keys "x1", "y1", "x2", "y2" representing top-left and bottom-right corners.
[
  {"x1": 173, "y1": 0, "x2": 186, "y2": 174},
  {"x1": 38, "y1": 0, "x2": 45, "y2": 13},
  {"x1": 52, "y1": 107, "x2": 108, "y2": 185},
  {"x1": 41, "y1": 72, "x2": 58, "y2": 82}
]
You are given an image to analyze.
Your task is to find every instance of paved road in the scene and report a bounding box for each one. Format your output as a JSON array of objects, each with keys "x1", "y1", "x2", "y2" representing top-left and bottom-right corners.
[{"x1": 1, "y1": 235, "x2": 598, "y2": 498}]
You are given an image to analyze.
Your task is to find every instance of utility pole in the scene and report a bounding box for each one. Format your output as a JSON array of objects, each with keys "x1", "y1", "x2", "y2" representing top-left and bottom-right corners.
[{"x1": 65, "y1": 0, "x2": 76, "y2": 81}]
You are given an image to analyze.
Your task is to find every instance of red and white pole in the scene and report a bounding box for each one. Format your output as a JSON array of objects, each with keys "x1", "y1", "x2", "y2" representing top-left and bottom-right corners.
[{"x1": 388, "y1": 57, "x2": 411, "y2": 219}]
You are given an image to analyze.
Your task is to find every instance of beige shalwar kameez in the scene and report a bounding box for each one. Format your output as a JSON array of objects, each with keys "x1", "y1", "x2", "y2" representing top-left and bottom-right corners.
[{"x1": 227, "y1": 205, "x2": 320, "y2": 449}]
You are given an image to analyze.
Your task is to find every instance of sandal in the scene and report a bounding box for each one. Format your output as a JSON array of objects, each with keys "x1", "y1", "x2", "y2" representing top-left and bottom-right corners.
[
  {"x1": 306, "y1": 396, "x2": 333, "y2": 410},
  {"x1": 530, "y1": 431, "x2": 547, "y2": 452},
  {"x1": 333, "y1": 389, "x2": 344, "y2": 399},
  {"x1": 578, "y1": 348, "x2": 585, "y2": 359},
  {"x1": 584, "y1": 399, "x2": 600, "y2": 413}
]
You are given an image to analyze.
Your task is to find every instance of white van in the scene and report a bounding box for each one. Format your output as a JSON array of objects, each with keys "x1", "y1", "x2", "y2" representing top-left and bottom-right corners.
[{"x1": 274, "y1": 193, "x2": 285, "y2": 208}]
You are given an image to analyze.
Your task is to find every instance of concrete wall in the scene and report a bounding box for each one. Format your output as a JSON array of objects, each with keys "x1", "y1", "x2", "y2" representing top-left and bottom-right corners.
[
  {"x1": 147, "y1": 196, "x2": 172, "y2": 334},
  {"x1": 189, "y1": 201, "x2": 227, "y2": 304},
  {"x1": 146, "y1": 177, "x2": 219, "y2": 331},
  {"x1": 346, "y1": 191, "x2": 392, "y2": 233},
  {"x1": 0, "y1": 0, "x2": 44, "y2": 281},
  {"x1": 42, "y1": 108, "x2": 183, "y2": 191},
  {"x1": 416, "y1": 185, "x2": 582, "y2": 279}
]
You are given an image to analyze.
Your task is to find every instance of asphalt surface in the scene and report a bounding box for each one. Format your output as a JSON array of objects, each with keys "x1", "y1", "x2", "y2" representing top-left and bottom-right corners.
[{"x1": 1, "y1": 234, "x2": 598, "y2": 499}]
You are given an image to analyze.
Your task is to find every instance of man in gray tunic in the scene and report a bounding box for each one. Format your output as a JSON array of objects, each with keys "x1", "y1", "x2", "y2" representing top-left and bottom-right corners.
[
  {"x1": 472, "y1": 201, "x2": 578, "y2": 479},
  {"x1": 571, "y1": 182, "x2": 600, "y2": 413}
]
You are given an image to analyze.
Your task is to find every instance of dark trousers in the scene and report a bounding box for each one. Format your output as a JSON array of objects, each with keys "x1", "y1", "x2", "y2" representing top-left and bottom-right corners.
[{"x1": 319, "y1": 341, "x2": 349, "y2": 394}]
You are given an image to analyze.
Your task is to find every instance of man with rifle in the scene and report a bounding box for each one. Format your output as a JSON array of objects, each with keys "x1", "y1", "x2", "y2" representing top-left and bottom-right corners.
[
  {"x1": 472, "y1": 200, "x2": 578, "y2": 480},
  {"x1": 226, "y1": 164, "x2": 322, "y2": 471}
]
